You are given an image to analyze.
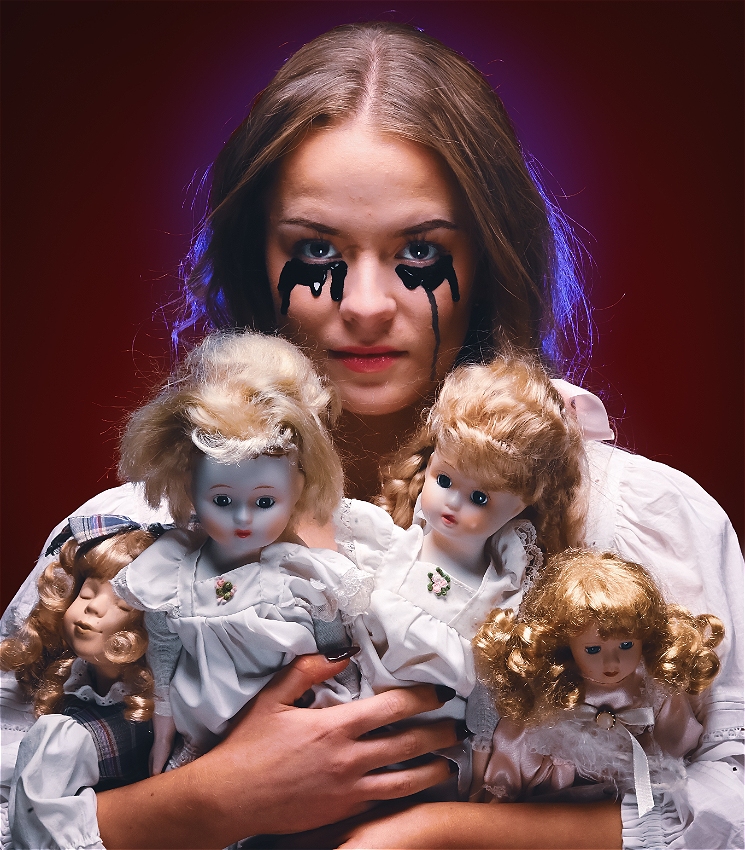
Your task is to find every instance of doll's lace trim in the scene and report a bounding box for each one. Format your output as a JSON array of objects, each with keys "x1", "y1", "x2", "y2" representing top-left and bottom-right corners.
[
  {"x1": 701, "y1": 727, "x2": 745, "y2": 743},
  {"x1": 514, "y1": 520, "x2": 544, "y2": 594},
  {"x1": 334, "y1": 498, "x2": 357, "y2": 562},
  {"x1": 63, "y1": 657, "x2": 129, "y2": 705},
  {"x1": 336, "y1": 566, "x2": 373, "y2": 616}
]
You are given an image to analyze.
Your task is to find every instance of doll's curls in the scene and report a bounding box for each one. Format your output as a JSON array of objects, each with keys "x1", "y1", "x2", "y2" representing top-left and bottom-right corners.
[
  {"x1": 378, "y1": 354, "x2": 587, "y2": 554},
  {"x1": 473, "y1": 549, "x2": 724, "y2": 723},
  {"x1": 0, "y1": 531, "x2": 155, "y2": 721},
  {"x1": 119, "y1": 332, "x2": 344, "y2": 528}
]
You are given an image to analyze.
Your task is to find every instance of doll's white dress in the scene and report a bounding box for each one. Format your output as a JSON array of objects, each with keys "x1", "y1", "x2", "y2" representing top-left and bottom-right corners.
[
  {"x1": 3, "y1": 658, "x2": 151, "y2": 850},
  {"x1": 475, "y1": 669, "x2": 704, "y2": 812},
  {"x1": 336, "y1": 498, "x2": 542, "y2": 723},
  {"x1": 110, "y1": 528, "x2": 371, "y2": 759}
]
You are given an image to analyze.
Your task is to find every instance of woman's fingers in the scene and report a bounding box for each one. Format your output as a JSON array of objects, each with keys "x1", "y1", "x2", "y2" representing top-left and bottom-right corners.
[
  {"x1": 357, "y1": 756, "x2": 453, "y2": 801},
  {"x1": 340, "y1": 684, "x2": 456, "y2": 738},
  {"x1": 354, "y1": 719, "x2": 458, "y2": 775}
]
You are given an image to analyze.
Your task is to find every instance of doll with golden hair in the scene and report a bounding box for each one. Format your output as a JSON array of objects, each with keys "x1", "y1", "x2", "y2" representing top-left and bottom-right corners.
[
  {"x1": 0, "y1": 524, "x2": 156, "y2": 848},
  {"x1": 472, "y1": 549, "x2": 724, "y2": 816},
  {"x1": 112, "y1": 331, "x2": 370, "y2": 772},
  {"x1": 342, "y1": 355, "x2": 588, "y2": 733}
]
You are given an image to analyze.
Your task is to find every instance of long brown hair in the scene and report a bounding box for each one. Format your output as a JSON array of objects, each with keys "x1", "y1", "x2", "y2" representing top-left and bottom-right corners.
[{"x1": 180, "y1": 22, "x2": 588, "y2": 373}]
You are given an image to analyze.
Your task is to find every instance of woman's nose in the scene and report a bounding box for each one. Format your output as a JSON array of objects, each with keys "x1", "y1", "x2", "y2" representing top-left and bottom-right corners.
[{"x1": 338, "y1": 258, "x2": 396, "y2": 336}]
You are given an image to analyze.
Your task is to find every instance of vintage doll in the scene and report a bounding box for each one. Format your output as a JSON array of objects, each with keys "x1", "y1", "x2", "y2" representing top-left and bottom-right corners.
[
  {"x1": 0, "y1": 522, "x2": 157, "y2": 849},
  {"x1": 472, "y1": 549, "x2": 724, "y2": 816},
  {"x1": 112, "y1": 331, "x2": 371, "y2": 772},
  {"x1": 340, "y1": 355, "x2": 587, "y2": 735}
]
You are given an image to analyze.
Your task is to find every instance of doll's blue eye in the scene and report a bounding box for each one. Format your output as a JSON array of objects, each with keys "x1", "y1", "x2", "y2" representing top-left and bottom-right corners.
[
  {"x1": 470, "y1": 490, "x2": 489, "y2": 506},
  {"x1": 213, "y1": 495, "x2": 232, "y2": 507},
  {"x1": 436, "y1": 474, "x2": 452, "y2": 488},
  {"x1": 256, "y1": 496, "x2": 276, "y2": 509},
  {"x1": 619, "y1": 641, "x2": 635, "y2": 650},
  {"x1": 585, "y1": 646, "x2": 601, "y2": 655}
]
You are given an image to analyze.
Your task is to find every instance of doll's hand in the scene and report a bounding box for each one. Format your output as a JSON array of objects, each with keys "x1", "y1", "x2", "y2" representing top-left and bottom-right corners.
[{"x1": 149, "y1": 713, "x2": 176, "y2": 775}]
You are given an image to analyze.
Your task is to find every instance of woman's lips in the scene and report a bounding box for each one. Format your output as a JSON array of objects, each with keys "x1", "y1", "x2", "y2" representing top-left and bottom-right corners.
[{"x1": 328, "y1": 347, "x2": 404, "y2": 374}]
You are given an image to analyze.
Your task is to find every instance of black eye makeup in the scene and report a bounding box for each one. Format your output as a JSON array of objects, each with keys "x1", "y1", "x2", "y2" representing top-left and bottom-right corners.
[
  {"x1": 395, "y1": 255, "x2": 459, "y2": 381},
  {"x1": 278, "y1": 257, "x2": 348, "y2": 315}
]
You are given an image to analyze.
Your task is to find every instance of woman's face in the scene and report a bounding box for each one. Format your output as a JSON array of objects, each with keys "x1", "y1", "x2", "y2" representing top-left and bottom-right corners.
[{"x1": 265, "y1": 119, "x2": 477, "y2": 416}]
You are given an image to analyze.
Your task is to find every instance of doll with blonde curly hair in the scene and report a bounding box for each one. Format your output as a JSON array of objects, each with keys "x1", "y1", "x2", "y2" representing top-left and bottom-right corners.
[
  {"x1": 340, "y1": 355, "x2": 588, "y2": 742},
  {"x1": 472, "y1": 549, "x2": 723, "y2": 815},
  {"x1": 0, "y1": 525, "x2": 157, "y2": 847},
  {"x1": 112, "y1": 331, "x2": 370, "y2": 773}
]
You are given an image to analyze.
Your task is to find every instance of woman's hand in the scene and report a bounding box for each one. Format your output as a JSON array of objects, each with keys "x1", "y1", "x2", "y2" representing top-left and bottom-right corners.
[{"x1": 97, "y1": 654, "x2": 458, "y2": 849}]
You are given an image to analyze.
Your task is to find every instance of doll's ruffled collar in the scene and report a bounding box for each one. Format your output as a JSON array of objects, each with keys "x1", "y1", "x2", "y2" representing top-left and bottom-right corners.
[{"x1": 63, "y1": 657, "x2": 129, "y2": 706}]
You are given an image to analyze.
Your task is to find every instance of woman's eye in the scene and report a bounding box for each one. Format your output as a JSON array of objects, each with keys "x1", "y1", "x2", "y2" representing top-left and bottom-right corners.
[
  {"x1": 256, "y1": 496, "x2": 276, "y2": 509},
  {"x1": 619, "y1": 641, "x2": 635, "y2": 651},
  {"x1": 436, "y1": 474, "x2": 452, "y2": 489},
  {"x1": 399, "y1": 241, "x2": 439, "y2": 263},
  {"x1": 298, "y1": 240, "x2": 339, "y2": 262},
  {"x1": 470, "y1": 490, "x2": 489, "y2": 506},
  {"x1": 213, "y1": 494, "x2": 232, "y2": 507},
  {"x1": 585, "y1": 646, "x2": 602, "y2": 655}
]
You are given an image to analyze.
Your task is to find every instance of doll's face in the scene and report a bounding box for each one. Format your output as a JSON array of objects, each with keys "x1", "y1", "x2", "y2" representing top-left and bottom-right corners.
[
  {"x1": 420, "y1": 449, "x2": 527, "y2": 544},
  {"x1": 568, "y1": 623, "x2": 643, "y2": 686},
  {"x1": 63, "y1": 577, "x2": 137, "y2": 667},
  {"x1": 192, "y1": 453, "x2": 304, "y2": 566},
  {"x1": 266, "y1": 118, "x2": 477, "y2": 416}
]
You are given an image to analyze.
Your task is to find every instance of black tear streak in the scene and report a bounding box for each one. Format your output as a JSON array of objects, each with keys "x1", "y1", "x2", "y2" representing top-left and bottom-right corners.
[
  {"x1": 395, "y1": 255, "x2": 458, "y2": 380},
  {"x1": 278, "y1": 258, "x2": 348, "y2": 315}
]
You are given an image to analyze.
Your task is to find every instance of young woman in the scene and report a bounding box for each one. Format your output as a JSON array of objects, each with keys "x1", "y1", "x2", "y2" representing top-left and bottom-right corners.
[{"x1": 1, "y1": 21, "x2": 741, "y2": 850}]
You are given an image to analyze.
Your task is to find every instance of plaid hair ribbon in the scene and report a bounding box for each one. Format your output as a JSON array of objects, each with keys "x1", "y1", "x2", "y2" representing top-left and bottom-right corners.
[{"x1": 44, "y1": 514, "x2": 174, "y2": 557}]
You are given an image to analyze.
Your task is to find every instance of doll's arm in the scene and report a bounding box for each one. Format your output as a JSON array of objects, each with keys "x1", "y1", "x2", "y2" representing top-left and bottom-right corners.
[
  {"x1": 653, "y1": 691, "x2": 704, "y2": 759},
  {"x1": 95, "y1": 654, "x2": 459, "y2": 849},
  {"x1": 143, "y1": 612, "x2": 180, "y2": 774}
]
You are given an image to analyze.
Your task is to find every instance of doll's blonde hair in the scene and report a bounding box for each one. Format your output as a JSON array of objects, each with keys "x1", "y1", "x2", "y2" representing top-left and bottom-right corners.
[
  {"x1": 119, "y1": 332, "x2": 343, "y2": 528},
  {"x1": 0, "y1": 531, "x2": 155, "y2": 721},
  {"x1": 473, "y1": 549, "x2": 724, "y2": 724},
  {"x1": 378, "y1": 355, "x2": 587, "y2": 554}
]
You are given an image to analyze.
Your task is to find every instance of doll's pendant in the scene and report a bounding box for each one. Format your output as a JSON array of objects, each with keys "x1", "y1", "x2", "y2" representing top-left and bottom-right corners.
[
  {"x1": 427, "y1": 567, "x2": 451, "y2": 597},
  {"x1": 215, "y1": 576, "x2": 236, "y2": 604},
  {"x1": 595, "y1": 707, "x2": 616, "y2": 730}
]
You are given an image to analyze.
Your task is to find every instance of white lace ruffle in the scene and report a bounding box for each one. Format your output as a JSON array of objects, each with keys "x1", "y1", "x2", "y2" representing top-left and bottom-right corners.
[
  {"x1": 335, "y1": 566, "x2": 373, "y2": 617},
  {"x1": 62, "y1": 657, "x2": 129, "y2": 706},
  {"x1": 513, "y1": 520, "x2": 543, "y2": 594}
]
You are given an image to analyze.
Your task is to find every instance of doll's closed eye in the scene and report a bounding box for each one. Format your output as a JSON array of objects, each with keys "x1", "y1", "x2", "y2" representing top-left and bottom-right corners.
[
  {"x1": 213, "y1": 495, "x2": 232, "y2": 507},
  {"x1": 470, "y1": 490, "x2": 489, "y2": 506},
  {"x1": 436, "y1": 474, "x2": 452, "y2": 488},
  {"x1": 256, "y1": 496, "x2": 276, "y2": 509}
]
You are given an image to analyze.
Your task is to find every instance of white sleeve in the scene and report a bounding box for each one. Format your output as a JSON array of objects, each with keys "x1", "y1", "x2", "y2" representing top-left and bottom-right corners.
[
  {"x1": 9, "y1": 715, "x2": 104, "y2": 850},
  {"x1": 144, "y1": 612, "x2": 182, "y2": 716},
  {"x1": 585, "y1": 442, "x2": 744, "y2": 849}
]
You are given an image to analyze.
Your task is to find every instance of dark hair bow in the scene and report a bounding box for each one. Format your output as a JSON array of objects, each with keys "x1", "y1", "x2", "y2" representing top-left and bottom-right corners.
[{"x1": 45, "y1": 515, "x2": 175, "y2": 557}]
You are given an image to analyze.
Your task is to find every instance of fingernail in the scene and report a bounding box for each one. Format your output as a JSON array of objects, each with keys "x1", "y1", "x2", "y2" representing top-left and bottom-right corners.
[
  {"x1": 293, "y1": 688, "x2": 316, "y2": 708},
  {"x1": 323, "y1": 645, "x2": 361, "y2": 662},
  {"x1": 435, "y1": 685, "x2": 456, "y2": 702}
]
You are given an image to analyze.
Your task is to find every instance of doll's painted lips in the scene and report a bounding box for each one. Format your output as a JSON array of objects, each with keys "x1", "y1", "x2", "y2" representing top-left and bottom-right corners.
[
  {"x1": 235, "y1": 530, "x2": 252, "y2": 538},
  {"x1": 329, "y1": 347, "x2": 404, "y2": 373},
  {"x1": 74, "y1": 621, "x2": 98, "y2": 632},
  {"x1": 441, "y1": 513, "x2": 457, "y2": 526}
]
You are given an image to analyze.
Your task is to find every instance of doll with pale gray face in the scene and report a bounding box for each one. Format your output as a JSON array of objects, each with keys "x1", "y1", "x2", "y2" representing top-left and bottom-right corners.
[{"x1": 113, "y1": 331, "x2": 370, "y2": 773}]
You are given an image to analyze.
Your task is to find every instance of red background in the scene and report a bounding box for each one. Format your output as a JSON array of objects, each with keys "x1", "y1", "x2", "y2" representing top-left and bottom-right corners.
[{"x1": 2, "y1": 1, "x2": 743, "y2": 609}]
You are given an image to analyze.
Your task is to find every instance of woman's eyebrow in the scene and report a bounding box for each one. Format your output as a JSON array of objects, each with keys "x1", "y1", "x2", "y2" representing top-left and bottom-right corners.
[
  {"x1": 279, "y1": 217, "x2": 340, "y2": 235},
  {"x1": 397, "y1": 219, "x2": 459, "y2": 236}
]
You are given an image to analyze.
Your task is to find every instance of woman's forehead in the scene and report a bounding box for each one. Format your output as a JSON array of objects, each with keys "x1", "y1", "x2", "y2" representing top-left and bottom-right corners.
[{"x1": 268, "y1": 121, "x2": 468, "y2": 230}]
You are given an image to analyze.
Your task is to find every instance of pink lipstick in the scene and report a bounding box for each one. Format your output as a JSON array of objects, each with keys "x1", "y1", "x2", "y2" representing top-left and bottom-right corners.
[{"x1": 329, "y1": 347, "x2": 404, "y2": 374}]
